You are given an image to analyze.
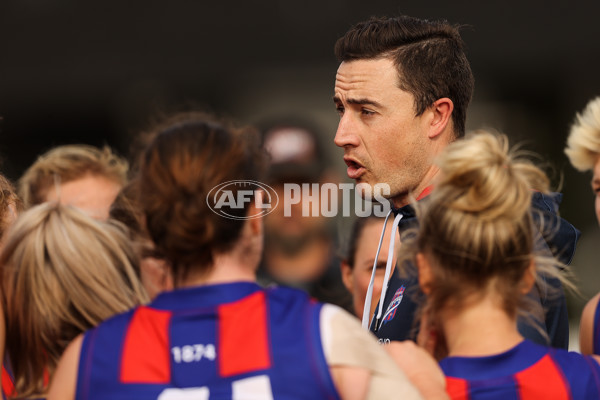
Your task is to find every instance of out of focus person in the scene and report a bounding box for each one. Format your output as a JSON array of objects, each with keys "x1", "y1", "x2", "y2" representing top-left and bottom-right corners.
[
  {"x1": 340, "y1": 214, "x2": 400, "y2": 321},
  {"x1": 258, "y1": 118, "x2": 352, "y2": 311},
  {"x1": 48, "y1": 112, "x2": 440, "y2": 400},
  {"x1": 18, "y1": 144, "x2": 128, "y2": 219},
  {"x1": 564, "y1": 96, "x2": 600, "y2": 355},
  {"x1": 1, "y1": 203, "x2": 148, "y2": 398}
]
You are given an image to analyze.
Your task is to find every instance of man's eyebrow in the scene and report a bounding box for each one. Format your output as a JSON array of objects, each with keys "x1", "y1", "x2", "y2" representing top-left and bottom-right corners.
[{"x1": 332, "y1": 96, "x2": 382, "y2": 108}]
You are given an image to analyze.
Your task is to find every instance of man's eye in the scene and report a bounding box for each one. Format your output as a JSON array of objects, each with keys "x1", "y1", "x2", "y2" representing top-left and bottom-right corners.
[
  {"x1": 336, "y1": 106, "x2": 345, "y2": 115},
  {"x1": 362, "y1": 108, "x2": 375, "y2": 115}
]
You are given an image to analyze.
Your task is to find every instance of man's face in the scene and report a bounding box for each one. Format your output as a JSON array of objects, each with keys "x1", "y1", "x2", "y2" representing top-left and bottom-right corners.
[
  {"x1": 593, "y1": 157, "x2": 600, "y2": 225},
  {"x1": 333, "y1": 58, "x2": 433, "y2": 202}
]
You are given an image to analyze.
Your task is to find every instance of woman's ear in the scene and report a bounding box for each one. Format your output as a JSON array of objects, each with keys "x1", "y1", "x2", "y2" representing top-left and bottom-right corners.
[
  {"x1": 521, "y1": 259, "x2": 537, "y2": 294},
  {"x1": 416, "y1": 252, "x2": 433, "y2": 295}
]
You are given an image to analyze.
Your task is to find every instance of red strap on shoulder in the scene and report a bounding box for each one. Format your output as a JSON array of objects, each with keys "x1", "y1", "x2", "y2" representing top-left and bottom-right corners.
[
  {"x1": 445, "y1": 376, "x2": 470, "y2": 400},
  {"x1": 218, "y1": 291, "x2": 271, "y2": 377},
  {"x1": 514, "y1": 354, "x2": 570, "y2": 399},
  {"x1": 120, "y1": 307, "x2": 172, "y2": 384},
  {"x1": 1, "y1": 364, "x2": 15, "y2": 397},
  {"x1": 416, "y1": 185, "x2": 434, "y2": 200}
]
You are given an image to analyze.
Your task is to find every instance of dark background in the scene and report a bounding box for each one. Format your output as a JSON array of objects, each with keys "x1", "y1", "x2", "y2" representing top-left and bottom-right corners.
[{"x1": 1, "y1": 1, "x2": 599, "y2": 337}]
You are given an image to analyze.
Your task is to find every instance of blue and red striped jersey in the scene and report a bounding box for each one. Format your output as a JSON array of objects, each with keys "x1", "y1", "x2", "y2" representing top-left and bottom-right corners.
[
  {"x1": 1, "y1": 358, "x2": 48, "y2": 400},
  {"x1": 76, "y1": 282, "x2": 341, "y2": 400},
  {"x1": 1, "y1": 363, "x2": 13, "y2": 400},
  {"x1": 593, "y1": 297, "x2": 600, "y2": 355},
  {"x1": 440, "y1": 339, "x2": 600, "y2": 399}
]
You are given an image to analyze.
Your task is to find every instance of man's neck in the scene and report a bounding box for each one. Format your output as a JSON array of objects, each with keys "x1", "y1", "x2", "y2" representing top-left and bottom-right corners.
[{"x1": 391, "y1": 169, "x2": 438, "y2": 209}]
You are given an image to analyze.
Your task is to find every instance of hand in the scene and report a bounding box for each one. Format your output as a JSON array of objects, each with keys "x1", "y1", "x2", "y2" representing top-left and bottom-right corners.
[{"x1": 385, "y1": 341, "x2": 449, "y2": 400}]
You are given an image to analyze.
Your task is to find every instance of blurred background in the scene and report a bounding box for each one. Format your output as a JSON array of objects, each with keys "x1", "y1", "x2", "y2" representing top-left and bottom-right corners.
[{"x1": 1, "y1": 0, "x2": 599, "y2": 345}]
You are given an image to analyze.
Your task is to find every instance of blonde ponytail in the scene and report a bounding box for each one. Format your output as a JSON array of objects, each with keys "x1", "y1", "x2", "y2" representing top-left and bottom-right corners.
[{"x1": 402, "y1": 131, "x2": 570, "y2": 351}]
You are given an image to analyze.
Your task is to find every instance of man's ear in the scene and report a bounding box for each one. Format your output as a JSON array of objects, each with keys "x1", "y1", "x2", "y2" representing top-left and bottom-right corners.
[
  {"x1": 416, "y1": 252, "x2": 433, "y2": 295},
  {"x1": 428, "y1": 98, "x2": 454, "y2": 139},
  {"x1": 521, "y1": 259, "x2": 537, "y2": 295}
]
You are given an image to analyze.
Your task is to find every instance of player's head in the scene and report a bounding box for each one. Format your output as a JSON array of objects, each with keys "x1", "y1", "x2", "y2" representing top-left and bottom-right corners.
[
  {"x1": 564, "y1": 97, "x2": 600, "y2": 224},
  {"x1": 334, "y1": 15, "x2": 473, "y2": 138},
  {"x1": 18, "y1": 144, "x2": 128, "y2": 219},
  {"x1": 1, "y1": 203, "x2": 147, "y2": 397},
  {"x1": 411, "y1": 132, "x2": 561, "y2": 332},
  {"x1": 138, "y1": 112, "x2": 268, "y2": 285}
]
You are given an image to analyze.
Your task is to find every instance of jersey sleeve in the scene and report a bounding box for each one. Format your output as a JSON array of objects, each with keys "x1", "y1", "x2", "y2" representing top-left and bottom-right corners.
[{"x1": 319, "y1": 303, "x2": 423, "y2": 400}]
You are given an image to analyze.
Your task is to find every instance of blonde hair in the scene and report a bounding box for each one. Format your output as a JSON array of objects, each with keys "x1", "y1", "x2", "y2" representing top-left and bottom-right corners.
[
  {"x1": 1, "y1": 203, "x2": 148, "y2": 397},
  {"x1": 18, "y1": 144, "x2": 129, "y2": 208},
  {"x1": 565, "y1": 97, "x2": 600, "y2": 171},
  {"x1": 402, "y1": 131, "x2": 570, "y2": 353}
]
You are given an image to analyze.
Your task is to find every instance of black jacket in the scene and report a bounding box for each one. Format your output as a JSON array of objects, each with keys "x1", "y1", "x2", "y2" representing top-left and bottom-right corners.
[{"x1": 369, "y1": 192, "x2": 579, "y2": 349}]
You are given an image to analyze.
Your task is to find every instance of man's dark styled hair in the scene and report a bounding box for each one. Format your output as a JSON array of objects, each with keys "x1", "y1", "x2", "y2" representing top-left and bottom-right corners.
[{"x1": 335, "y1": 15, "x2": 474, "y2": 137}]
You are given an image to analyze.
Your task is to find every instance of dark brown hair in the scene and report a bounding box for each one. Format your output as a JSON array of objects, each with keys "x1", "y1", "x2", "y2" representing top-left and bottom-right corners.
[
  {"x1": 138, "y1": 112, "x2": 268, "y2": 285},
  {"x1": 335, "y1": 15, "x2": 474, "y2": 137},
  {"x1": 109, "y1": 178, "x2": 165, "y2": 264},
  {"x1": 341, "y1": 214, "x2": 385, "y2": 267}
]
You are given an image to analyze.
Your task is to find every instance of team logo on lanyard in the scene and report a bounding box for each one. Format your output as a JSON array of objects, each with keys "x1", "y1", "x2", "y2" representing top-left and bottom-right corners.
[{"x1": 382, "y1": 285, "x2": 405, "y2": 325}]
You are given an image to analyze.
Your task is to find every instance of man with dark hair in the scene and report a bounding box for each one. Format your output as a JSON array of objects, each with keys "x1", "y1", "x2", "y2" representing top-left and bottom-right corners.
[
  {"x1": 333, "y1": 15, "x2": 577, "y2": 349},
  {"x1": 333, "y1": 16, "x2": 472, "y2": 207}
]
